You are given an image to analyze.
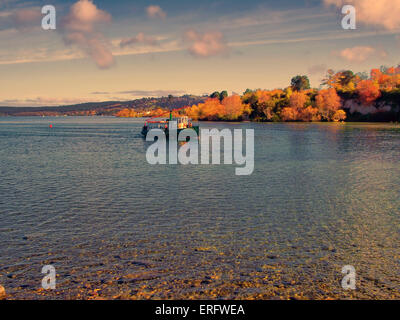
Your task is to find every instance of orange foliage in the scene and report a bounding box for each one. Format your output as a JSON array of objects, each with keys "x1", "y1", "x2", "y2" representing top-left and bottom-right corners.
[
  {"x1": 332, "y1": 110, "x2": 347, "y2": 122},
  {"x1": 187, "y1": 96, "x2": 249, "y2": 121},
  {"x1": 300, "y1": 106, "x2": 321, "y2": 122},
  {"x1": 149, "y1": 108, "x2": 166, "y2": 117},
  {"x1": 256, "y1": 90, "x2": 271, "y2": 104},
  {"x1": 116, "y1": 108, "x2": 138, "y2": 117},
  {"x1": 356, "y1": 80, "x2": 381, "y2": 105},
  {"x1": 221, "y1": 95, "x2": 250, "y2": 120},
  {"x1": 316, "y1": 88, "x2": 341, "y2": 121},
  {"x1": 370, "y1": 69, "x2": 382, "y2": 81},
  {"x1": 387, "y1": 67, "x2": 396, "y2": 75},
  {"x1": 280, "y1": 107, "x2": 299, "y2": 121},
  {"x1": 186, "y1": 98, "x2": 224, "y2": 120},
  {"x1": 289, "y1": 91, "x2": 308, "y2": 111},
  {"x1": 255, "y1": 89, "x2": 284, "y2": 104}
]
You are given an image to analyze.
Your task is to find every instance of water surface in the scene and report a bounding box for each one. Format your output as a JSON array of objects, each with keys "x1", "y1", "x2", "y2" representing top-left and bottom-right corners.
[{"x1": 0, "y1": 117, "x2": 399, "y2": 299}]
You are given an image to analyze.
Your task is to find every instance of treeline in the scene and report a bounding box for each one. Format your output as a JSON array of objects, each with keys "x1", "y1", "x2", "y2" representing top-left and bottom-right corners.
[
  {"x1": 184, "y1": 66, "x2": 400, "y2": 122},
  {"x1": 0, "y1": 95, "x2": 206, "y2": 117}
]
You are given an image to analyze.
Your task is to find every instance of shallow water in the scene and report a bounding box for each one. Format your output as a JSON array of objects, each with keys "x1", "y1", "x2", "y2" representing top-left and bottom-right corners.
[{"x1": 0, "y1": 117, "x2": 399, "y2": 299}]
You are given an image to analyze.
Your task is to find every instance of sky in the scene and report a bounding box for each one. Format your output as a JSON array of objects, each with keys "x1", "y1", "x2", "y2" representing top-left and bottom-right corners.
[{"x1": 0, "y1": 0, "x2": 400, "y2": 106}]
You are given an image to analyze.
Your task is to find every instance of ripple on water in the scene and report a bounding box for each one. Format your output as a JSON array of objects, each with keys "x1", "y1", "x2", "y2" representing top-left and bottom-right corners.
[{"x1": 0, "y1": 118, "x2": 399, "y2": 299}]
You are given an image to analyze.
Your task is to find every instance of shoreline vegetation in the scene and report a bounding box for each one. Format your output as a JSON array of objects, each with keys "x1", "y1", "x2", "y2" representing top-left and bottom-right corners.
[
  {"x1": 1, "y1": 66, "x2": 400, "y2": 122},
  {"x1": 115, "y1": 65, "x2": 400, "y2": 123},
  {"x1": 178, "y1": 66, "x2": 400, "y2": 123}
]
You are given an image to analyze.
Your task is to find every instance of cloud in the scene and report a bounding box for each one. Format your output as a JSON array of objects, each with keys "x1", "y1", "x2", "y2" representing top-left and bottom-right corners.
[
  {"x1": 146, "y1": 5, "x2": 166, "y2": 19},
  {"x1": 0, "y1": 7, "x2": 41, "y2": 31},
  {"x1": 61, "y1": 0, "x2": 114, "y2": 69},
  {"x1": 335, "y1": 46, "x2": 387, "y2": 63},
  {"x1": 120, "y1": 33, "x2": 158, "y2": 48},
  {"x1": 324, "y1": 0, "x2": 400, "y2": 30},
  {"x1": 184, "y1": 29, "x2": 228, "y2": 58},
  {"x1": 308, "y1": 64, "x2": 328, "y2": 75},
  {"x1": 91, "y1": 90, "x2": 186, "y2": 97},
  {"x1": 12, "y1": 8, "x2": 41, "y2": 28},
  {"x1": 0, "y1": 97, "x2": 100, "y2": 107}
]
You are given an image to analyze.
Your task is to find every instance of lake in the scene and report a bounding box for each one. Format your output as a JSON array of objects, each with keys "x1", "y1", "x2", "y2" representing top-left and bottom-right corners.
[{"x1": 0, "y1": 117, "x2": 399, "y2": 299}]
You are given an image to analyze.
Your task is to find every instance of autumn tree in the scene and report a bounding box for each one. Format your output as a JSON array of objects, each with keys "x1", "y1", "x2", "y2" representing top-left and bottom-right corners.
[
  {"x1": 356, "y1": 80, "x2": 381, "y2": 105},
  {"x1": 332, "y1": 110, "x2": 347, "y2": 122},
  {"x1": 323, "y1": 70, "x2": 355, "y2": 91},
  {"x1": 280, "y1": 107, "x2": 299, "y2": 121},
  {"x1": 316, "y1": 88, "x2": 341, "y2": 121},
  {"x1": 221, "y1": 95, "x2": 250, "y2": 120},
  {"x1": 116, "y1": 108, "x2": 138, "y2": 118},
  {"x1": 300, "y1": 106, "x2": 321, "y2": 122},
  {"x1": 186, "y1": 98, "x2": 225, "y2": 120},
  {"x1": 289, "y1": 91, "x2": 308, "y2": 111},
  {"x1": 370, "y1": 69, "x2": 382, "y2": 82}
]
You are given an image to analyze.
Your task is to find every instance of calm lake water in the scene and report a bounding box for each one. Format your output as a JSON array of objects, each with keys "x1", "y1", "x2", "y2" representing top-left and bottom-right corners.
[{"x1": 0, "y1": 117, "x2": 399, "y2": 299}]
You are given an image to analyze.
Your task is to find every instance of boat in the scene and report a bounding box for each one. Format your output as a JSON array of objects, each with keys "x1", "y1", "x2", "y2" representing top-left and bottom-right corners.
[{"x1": 141, "y1": 109, "x2": 199, "y2": 138}]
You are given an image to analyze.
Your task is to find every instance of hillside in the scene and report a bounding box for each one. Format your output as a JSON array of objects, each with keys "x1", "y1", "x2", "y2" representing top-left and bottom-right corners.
[{"x1": 0, "y1": 95, "x2": 207, "y2": 117}]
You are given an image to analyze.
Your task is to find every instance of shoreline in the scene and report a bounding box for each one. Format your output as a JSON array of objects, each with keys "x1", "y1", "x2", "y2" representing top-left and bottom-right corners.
[{"x1": 0, "y1": 115, "x2": 399, "y2": 124}]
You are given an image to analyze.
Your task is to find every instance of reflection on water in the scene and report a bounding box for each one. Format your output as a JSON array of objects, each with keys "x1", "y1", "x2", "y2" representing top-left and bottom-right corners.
[{"x1": 0, "y1": 117, "x2": 399, "y2": 299}]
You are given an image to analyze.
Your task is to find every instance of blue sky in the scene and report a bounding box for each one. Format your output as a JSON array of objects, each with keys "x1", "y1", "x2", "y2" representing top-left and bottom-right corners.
[{"x1": 0, "y1": 0, "x2": 399, "y2": 106}]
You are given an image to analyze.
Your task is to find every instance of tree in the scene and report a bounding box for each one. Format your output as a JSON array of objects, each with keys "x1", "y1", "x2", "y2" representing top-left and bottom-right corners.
[
  {"x1": 323, "y1": 70, "x2": 355, "y2": 91},
  {"x1": 332, "y1": 110, "x2": 347, "y2": 122},
  {"x1": 290, "y1": 75, "x2": 310, "y2": 91},
  {"x1": 339, "y1": 70, "x2": 355, "y2": 87},
  {"x1": 116, "y1": 108, "x2": 138, "y2": 118},
  {"x1": 370, "y1": 69, "x2": 382, "y2": 81},
  {"x1": 219, "y1": 90, "x2": 228, "y2": 101},
  {"x1": 357, "y1": 80, "x2": 381, "y2": 105},
  {"x1": 289, "y1": 91, "x2": 308, "y2": 111},
  {"x1": 186, "y1": 98, "x2": 225, "y2": 121},
  {"x1": 300, "y1": 106, "x2": 321, "y2": 122},
  {"x1": 210, "y1": 91, "x2": 220, "y2": 99},
  {"x1": 280, "y1": 107, "x2": 299, "y2": 121},
  {"x1": 316, "y1": 88, "x2": 341, "y2": 121},
  {"x1": 221, "y1": 95, "x2": 250, "y2": 120}
]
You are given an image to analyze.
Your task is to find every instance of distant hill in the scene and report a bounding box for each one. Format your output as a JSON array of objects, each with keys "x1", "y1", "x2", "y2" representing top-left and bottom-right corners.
[{"x1": 0, "y1": 95, "x2": 207, "y2": 116}]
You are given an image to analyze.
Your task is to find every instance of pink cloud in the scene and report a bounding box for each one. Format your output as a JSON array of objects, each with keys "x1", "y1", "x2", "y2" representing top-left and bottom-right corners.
[
  {"x1": 335, "y1": 46, "x2": 387, "y2": 63},
  {"x1": 308, "y1": 64, "x2": 328, "y2": 75},
  {"x1": 62, "y1": 0, "x2": 114, "y2": 69},
  {"x1": 324, "y1": 0, "x2": 400, "y2": 30},
  {"x1": 3, "y1": 8, "x2": 41, "y2": 31},
  {"x1": 184, "y1": 30, "x2": 228, "y2": 58},
  {"x1": 0, "y1": 97, "x2": 99, "y2": 107},
  {"x1": 146, "y1": 5, "x2": 166, "y2": 19},
  {"x1": 120, "y1": 33, "x2": 158, "y2": 48}
]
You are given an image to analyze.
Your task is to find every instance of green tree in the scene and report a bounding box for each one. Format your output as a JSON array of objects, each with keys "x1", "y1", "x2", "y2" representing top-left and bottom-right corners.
[
  {"x1": 219, "y1": 90, "x2": 228, "y2": 101},
  {"x1": 291, "y1": 75, "x2": 310, "y2": 91},
  {"x1": 210, "y1": 91, "x2": 220, "y2": 99},
  {"x1": 338, "y1": 70, "x2": 355, "y2": 87}
]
